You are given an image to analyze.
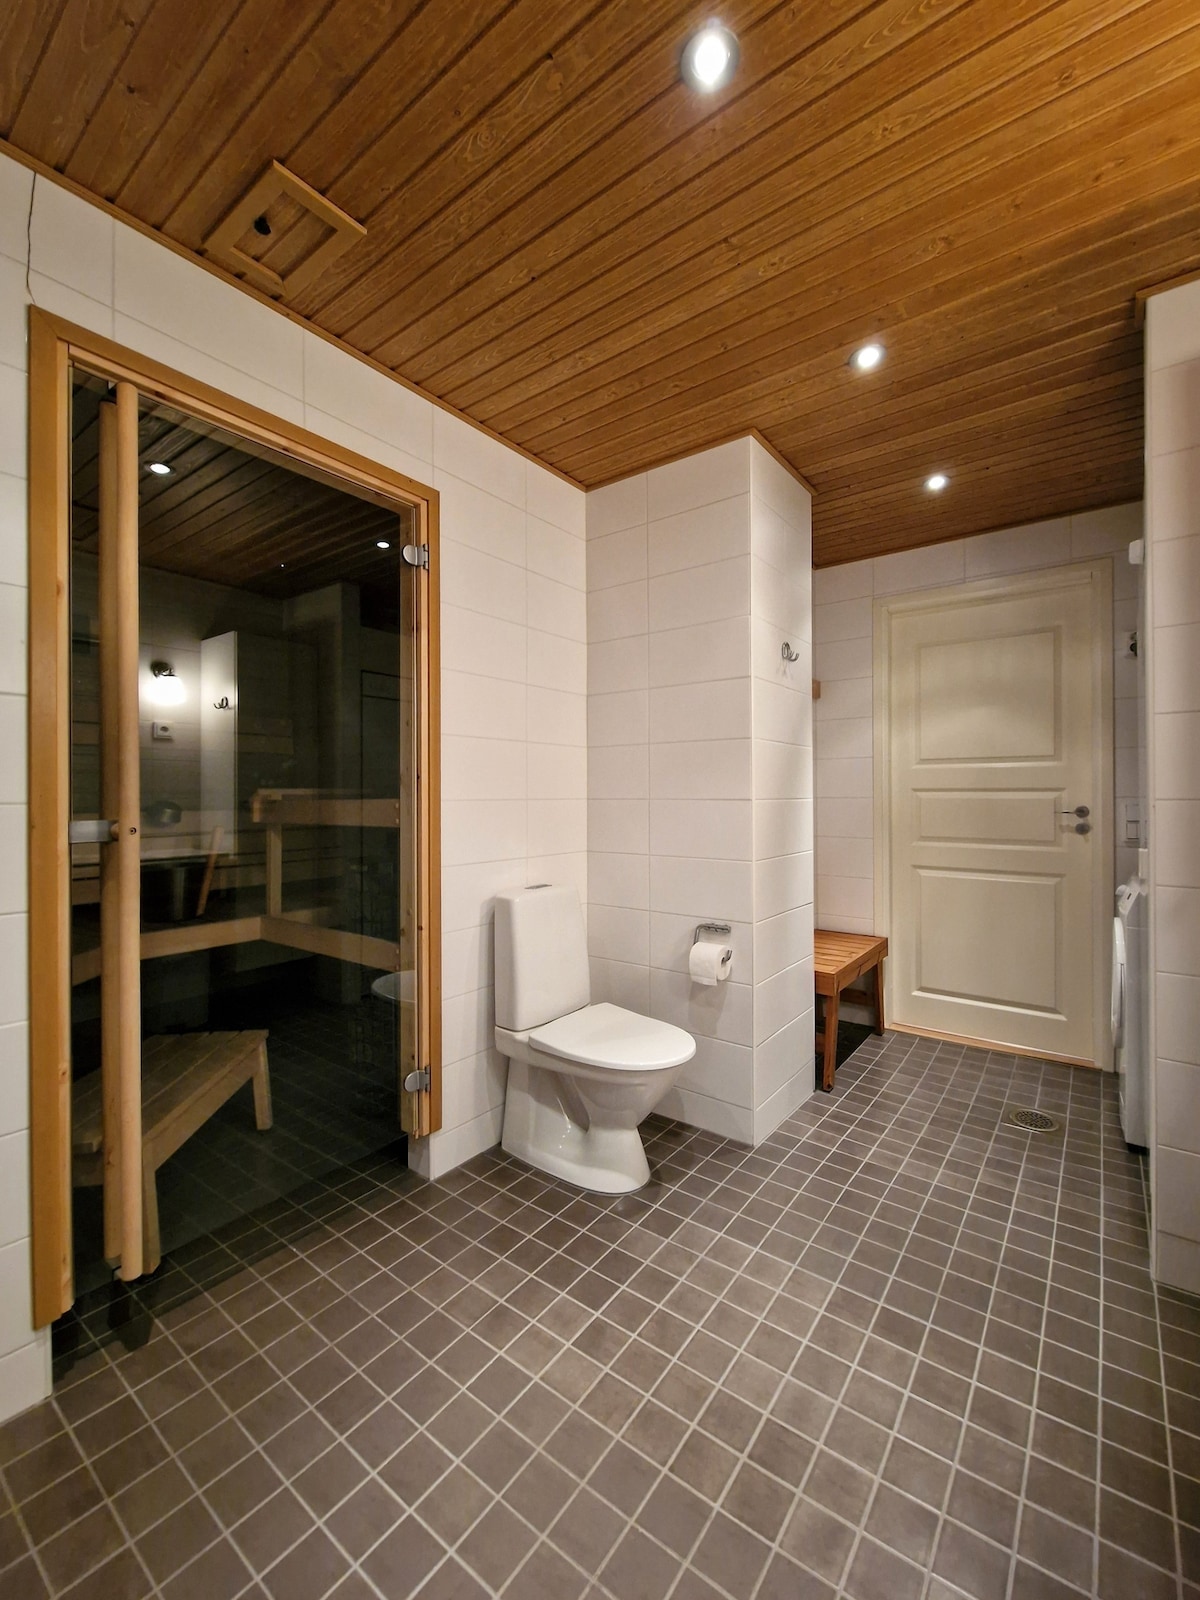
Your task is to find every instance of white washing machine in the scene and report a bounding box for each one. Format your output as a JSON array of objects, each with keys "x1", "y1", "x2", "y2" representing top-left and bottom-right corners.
[{"x1": 1113, "y1": 876, "x2": 1148, "y2": 1149}]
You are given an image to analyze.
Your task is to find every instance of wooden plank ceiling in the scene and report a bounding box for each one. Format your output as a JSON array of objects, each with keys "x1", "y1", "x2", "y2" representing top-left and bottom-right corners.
[
  {"x1": 70, "y1": 380, "x2": 411, "y2": 625},
  {"x1": 5, "y1": 0, "x2": 1199, "y2": 564}
]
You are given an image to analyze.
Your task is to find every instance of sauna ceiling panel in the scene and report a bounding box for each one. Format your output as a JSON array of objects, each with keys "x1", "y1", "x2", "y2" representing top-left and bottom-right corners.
[{"x1": 6, "y1": 0, "x2": 1199, "y2": 564}]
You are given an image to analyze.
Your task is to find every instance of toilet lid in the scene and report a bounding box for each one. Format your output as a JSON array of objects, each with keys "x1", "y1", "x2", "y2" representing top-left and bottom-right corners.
[{"x1": 529, "y1": 1003, "x2": 696, "y2": 1072}]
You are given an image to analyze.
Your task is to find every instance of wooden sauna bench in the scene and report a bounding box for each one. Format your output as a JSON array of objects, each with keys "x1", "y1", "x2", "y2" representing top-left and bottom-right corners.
[
  {"x1": 71, "y1": 1031, "x2": 271, "y2": 1273},
  {"x1": 814, "y1": 931, "x2": 888, "y2": 1093}
]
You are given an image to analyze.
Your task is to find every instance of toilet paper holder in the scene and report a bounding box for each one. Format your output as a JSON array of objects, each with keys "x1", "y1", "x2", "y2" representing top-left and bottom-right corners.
[{"x1": 693, "y1": 922, "x2": 732, "y2": 944}]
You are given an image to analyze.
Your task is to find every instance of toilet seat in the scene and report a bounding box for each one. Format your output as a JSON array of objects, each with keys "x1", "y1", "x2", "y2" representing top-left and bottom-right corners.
[{"x1": 529, "y1": 1002, "x2": 694, "y2": 1072}]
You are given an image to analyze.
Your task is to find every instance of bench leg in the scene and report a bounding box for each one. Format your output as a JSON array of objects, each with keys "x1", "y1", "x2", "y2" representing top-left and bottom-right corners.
[
  {"x1": 873, "y1": 959, "x2": 886, "y2": 1036},
  {"x1": 252, "y1": 1042, "x2": 273, "y2": 1131},
  {"x1": 821, "y1": 990, "x2": 840, "y2": 1093},
  {"x1": 142, "y1": 1162, "x2": 161, "y2": 1276}
]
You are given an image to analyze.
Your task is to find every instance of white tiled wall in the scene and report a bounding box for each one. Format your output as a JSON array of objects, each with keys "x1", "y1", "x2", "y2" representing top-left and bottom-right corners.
[
  {"x1": 750, "y1": 452, "x2": 816, "y2": 1141},
  {"x1": 587, "y1": 440, "x2": 814, "y2": 1143},
  {"x1": 813, "y1": 506, "x2": 1144, "y2": 939},
  {"x1": 0, "y1": 152, "x2": 585, "y2": 1420},
  {"x1": 1146, "y1": 277, "x2": 1200, "y2": 1295}
]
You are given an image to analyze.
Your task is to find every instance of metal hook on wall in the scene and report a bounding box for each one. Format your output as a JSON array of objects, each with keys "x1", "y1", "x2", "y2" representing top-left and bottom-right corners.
[{"x1": 781, "y1": 642, "x2": 799, "y2": 663}]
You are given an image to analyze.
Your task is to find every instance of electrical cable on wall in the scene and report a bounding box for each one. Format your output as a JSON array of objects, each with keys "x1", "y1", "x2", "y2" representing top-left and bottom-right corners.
[{"x1": 25, "y1": 171, "x2": 37, "y2": 306}]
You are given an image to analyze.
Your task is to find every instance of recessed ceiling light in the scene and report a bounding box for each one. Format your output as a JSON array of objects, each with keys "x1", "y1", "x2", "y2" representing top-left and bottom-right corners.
[
  {"x1": 147, "y1": 461, "x2": 171, "y2": 476},
  {"x1": 850, "y1": 342, "x2": 885, "y2": 372},
  {"x1": 681, "y1": 23, "x2": 739, "y2": 91},
  {"x1": 925, "y1": 472, "x2": 949, "y2": 492},
  {"x1": 376, "y1": 540, "x2": 391, "y2": 550}
]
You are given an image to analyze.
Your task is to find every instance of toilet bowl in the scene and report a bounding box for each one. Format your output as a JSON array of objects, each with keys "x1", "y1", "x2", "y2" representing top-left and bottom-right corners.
[{"x1": 494, "y1": 885, "x2": 695, "y2": 1193}]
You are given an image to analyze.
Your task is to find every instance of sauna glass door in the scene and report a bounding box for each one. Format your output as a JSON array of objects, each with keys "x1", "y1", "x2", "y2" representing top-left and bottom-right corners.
[{"x1": 67, "y1": 370, "x2": 426, "y2": 1300}]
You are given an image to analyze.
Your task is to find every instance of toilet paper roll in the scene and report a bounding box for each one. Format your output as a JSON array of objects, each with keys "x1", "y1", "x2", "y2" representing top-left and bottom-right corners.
[{"x1": 689, "y1": 941, "x2": 733, "y2": 986}]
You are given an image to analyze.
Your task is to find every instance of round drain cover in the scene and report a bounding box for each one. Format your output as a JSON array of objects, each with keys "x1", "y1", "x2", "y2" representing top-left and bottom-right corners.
[{"x1": 1005, "y1": 1107, "x2": 1061, "y2": 1133}]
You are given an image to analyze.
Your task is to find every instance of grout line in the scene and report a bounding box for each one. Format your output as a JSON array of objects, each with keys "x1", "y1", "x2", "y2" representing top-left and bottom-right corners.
[{"x1": 5, "y1": 1034, "x2": 1189, "y2": 1600}]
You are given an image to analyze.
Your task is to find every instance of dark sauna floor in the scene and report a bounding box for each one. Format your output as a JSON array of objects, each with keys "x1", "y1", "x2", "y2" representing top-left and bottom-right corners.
[
  {"x1": 5, "y1": 1032, "x2": 1197, "y2": 1600},
  {"x1": 67, "y1": 990, "x2": 402, "y2": 1306}
]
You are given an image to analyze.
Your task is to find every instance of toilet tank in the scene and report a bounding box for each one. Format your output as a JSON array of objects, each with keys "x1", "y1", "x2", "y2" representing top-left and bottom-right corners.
[{"x1": 494, "y1": 884, "x2": 590, "y2": 1031}]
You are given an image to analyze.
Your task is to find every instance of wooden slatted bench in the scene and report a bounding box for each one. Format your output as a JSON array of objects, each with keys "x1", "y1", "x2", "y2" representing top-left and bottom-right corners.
[
  {"x1": 72, "y1": 1031, "x2": 272, "y2": 1274},
  {"x1": 814, "y1": 932, "x2": 888, "y2": 1093}
]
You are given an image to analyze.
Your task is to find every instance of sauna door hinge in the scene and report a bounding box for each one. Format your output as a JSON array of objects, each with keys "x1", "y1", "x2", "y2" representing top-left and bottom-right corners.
[
  {"x1": 403, "y1": 1068, "x2": 431, "y2": 1093},
  {"x1": 402, "y1": 543, "x2": 429, "y2": 570}
]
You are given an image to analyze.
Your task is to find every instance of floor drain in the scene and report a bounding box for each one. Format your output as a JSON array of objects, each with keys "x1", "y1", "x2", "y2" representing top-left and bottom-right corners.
[{"x1": 1005, "y1": 1107, "x2": 1061, "y2": 1133}]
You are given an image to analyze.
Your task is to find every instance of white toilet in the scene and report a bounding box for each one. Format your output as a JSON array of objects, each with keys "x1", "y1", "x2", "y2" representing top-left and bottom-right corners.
[{"x1": 494, "y1": 884, "x2": 695, "y2": 1193}]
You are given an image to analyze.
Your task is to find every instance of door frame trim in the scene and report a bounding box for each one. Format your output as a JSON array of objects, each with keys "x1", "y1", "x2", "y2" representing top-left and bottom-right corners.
[
  {"x1": 872, "y1": 560, "x2": 1115, "y2": 1069},
  {"x1": 28, "y1": 307, "x2": 443, "y2": 1325}
]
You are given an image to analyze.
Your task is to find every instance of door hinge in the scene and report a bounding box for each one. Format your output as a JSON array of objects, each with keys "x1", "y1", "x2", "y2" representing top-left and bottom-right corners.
[
  {"x1": 402, "y1": 543, "x2": 430, "y2": 570},
  {"x1": 403, "y1": 1068, "x2": 430, "y2": 1093}
]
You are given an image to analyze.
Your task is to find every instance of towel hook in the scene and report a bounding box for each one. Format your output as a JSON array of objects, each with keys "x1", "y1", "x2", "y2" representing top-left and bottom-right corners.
[{"x1": 781, "y1": 642, "x2": 799, "y2": 663}]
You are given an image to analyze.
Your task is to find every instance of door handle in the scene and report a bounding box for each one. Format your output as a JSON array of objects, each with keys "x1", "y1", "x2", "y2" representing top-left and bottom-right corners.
[
  {"x1": 1059, "y1": 805, "x2": 1090, "y2": 818},
  {"x1": 68, "y1": 819, "x2": 119, "y2": 844}
]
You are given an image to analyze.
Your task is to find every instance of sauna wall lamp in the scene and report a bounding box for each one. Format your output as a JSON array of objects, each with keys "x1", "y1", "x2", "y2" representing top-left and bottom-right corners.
[{"x1": 149, "y1": 661, "x2": 186, "y2": 707}]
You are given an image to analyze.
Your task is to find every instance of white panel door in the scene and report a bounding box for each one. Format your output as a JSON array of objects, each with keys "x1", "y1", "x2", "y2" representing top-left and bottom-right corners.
[{"x1": 887, "y1": 571, "x2": 1106, "y2": 1061}]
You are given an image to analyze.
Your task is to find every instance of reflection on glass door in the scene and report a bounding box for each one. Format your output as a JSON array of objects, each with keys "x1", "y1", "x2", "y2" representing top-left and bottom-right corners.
[{"x1": 66, "y1": 372, "x2": 425, "y2": 1310}]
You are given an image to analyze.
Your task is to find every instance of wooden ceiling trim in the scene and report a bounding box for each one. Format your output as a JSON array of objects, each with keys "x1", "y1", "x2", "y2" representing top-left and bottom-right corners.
[
  {"x1": 555, "y1": 193, "x2": 1197, "y2": 481},
  {"x1": 434, "y1": 0, "x2": 1192, "y2": 414},
  {"x1": 472, "y1": 22, "x2": 1196, "y2": 428},
  {"x1": 380, "y1": 0, "x2": 1146, "y2": 384},
  {"x1": 359, "y1": 0, "x2": 1003, "y2": 368},
  {"x1": 290, "y1": 0, "x2": 703, "y2": 326}
]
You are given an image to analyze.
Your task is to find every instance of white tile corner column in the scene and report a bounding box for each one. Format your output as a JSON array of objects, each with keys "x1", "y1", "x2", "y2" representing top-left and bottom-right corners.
[{"x1": 1145, "y1": 276, "x2": 1200, "y2": 1295}]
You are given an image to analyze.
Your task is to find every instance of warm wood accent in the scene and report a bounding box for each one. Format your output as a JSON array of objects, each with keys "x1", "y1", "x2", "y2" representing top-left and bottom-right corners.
[
  {"x1": 814, "y1": 931, "x2": 888, "y2": 1094},
  {"x1": 27, "y1": 309, "x2": 73, "y2": 1324},
  {"x1": 72, "y1": 916, "x2": 264, "y2": 987},
  {"x1": 72, "y1": 1032, "x2": 272, "y2": 1274},
  {"x1": 194, "y1": 826, "x2": 223, "y2": 919},
  {"x1": 258, "y1": 916, "x2": 399, "y2": 973},
  {"x1": 812, "y1": 681, "x2": 821, "y2": 701},
  {"x1": 70, "y1": 384, "x2": 414, "y2": 608},
  {"x1": 71, "y1": 908, "x2": 399, "y2": 987},
  {"x1": 203, "y1": 160, "x2": 366, "y2": 299},
  {"x1": 6, "y1": 4, "x2": 1199, "y2": 559},
  {"x1": 112, "y1": 382, "x2": 144, "y2": 1280},
  {"x1": 250, "y1": 792, "x2": 400, "y2": 830},
  {"x1": 28, "y1": 311, "x2": 442, "y2": 1319},
  {"x1": 96, "y1": 401, "x2": 121, "y2": 1266},
  {"x1": 886, "y1": 1020, "x2": 1099, "y2": 1070}
]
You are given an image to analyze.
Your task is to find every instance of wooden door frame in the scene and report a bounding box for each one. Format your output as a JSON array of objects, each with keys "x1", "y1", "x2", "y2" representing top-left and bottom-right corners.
[
  {"x1": 872, "y1": 560, "x2": 1115, "y2": 1069},
  {"x1": 28, "y1": 307, "x2": 442, "y2": 1326}
]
